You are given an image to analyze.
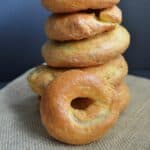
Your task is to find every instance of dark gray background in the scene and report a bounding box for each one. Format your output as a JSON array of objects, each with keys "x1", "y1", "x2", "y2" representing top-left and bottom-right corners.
[{"x1": 0, "y1": 0, "x2": 150, "y2": 82}]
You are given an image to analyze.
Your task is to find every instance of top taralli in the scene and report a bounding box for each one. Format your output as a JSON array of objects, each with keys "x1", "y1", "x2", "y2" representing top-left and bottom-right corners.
[{"x1": 42, "y1": 0, "x2": 120, "y2": 13}]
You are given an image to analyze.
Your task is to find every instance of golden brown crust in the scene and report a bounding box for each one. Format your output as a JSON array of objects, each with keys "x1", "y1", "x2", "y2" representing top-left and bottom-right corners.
[
  {"x1": 42, "y1": 25, "x2": 130, "y2": 68},
  {"x1": 27, "y1": 56, "x2": 128, "y2": 96},
  {"x1": 45, "y1": 12, "x2": 115, "y2": 41},
  {"x1": 116, "y1": 82, "x2": 131, "y2": 112},
  {"x1": 27, "y1": 66, "x2": 66, "y2": 96},
  {"x1": 84, "y1": 56, "x2": 128, "y2": 86},
  {"x1": 100, "y1": 5, "x2": 122, "y2": 23},
  {"x1": 40, "y1": 70, "x2": 119, "y2": 144},
  {"x1": 42, "y1": 0, "x2": 120, "y2": 13}
]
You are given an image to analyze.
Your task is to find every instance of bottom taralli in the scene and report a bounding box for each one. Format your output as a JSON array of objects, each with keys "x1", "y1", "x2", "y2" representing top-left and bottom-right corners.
[
  {"x1": 27, "y1": 69, "x2": 130, "y2": 144},
  {"x1": 40, "y1": 70, "x2": 120, "y2": 145}
]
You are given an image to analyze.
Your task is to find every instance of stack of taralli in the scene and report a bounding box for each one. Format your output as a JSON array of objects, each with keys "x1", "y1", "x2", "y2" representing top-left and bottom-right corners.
[{"x1": 27, "y1": 0, "x2": 131, "y2": 145}]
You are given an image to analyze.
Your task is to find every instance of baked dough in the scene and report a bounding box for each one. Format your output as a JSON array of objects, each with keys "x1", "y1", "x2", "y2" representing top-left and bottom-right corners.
[
  {"x1": 27, "y1": 56, "x2": 128, "y2": 96},
  {"x1": 100, "y1": 5, "x2": 122, "y2": 23},
  {"x1": 42, "y1": 0, "x2": 120, "y2": 13},
  {"x1": 45, "y1": 6, "x2": 122, "y2": 41},
  {"x1": 45, "y1": 12, "x2": 115, "y2": 41},
  {"x1": 117, "y1": 82, "x2": 130, "y2": 112},
  {"x1": 42, "y1": 25, "x2": 130, "y2": 67},
  {"x1": 40, "y1": 70, "x2": 119, "y2": 144}
]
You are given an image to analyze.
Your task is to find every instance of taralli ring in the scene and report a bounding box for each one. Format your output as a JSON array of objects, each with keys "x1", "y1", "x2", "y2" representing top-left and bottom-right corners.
[
  {"x1": 45, "y1": 13, "x2": 115, "y2": 41},
  {"x1": 42, "y1": 25, "x2": 130, "y2": 67},
  {"x1": 27, "y1": 56, "x2": 128, "y2": 96},
  {"x1": 42, "y1": 0, "x2": 120, "y2": 13},
  {"x1": 45, "y1": 6, "x2": 122, "y2": 41},
  {"x1": 40, "y1": 70, "x2": 119, "y2": 144}
]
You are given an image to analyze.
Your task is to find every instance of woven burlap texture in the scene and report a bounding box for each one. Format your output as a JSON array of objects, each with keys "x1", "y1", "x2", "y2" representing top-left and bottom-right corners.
[{"x1": 0, "y1": 70, "x2": 150, "y2": 150}]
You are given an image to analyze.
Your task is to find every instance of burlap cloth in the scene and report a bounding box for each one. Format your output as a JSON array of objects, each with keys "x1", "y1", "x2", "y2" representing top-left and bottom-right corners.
[{"x1": 0, "y1": 69, "x2": 150, "y2": 150}]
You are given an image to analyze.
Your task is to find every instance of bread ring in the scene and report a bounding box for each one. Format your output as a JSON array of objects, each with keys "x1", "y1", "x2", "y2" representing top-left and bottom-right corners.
[
  {"x1": 27, "y1": 56, "x2": 128, "y2": 96},
  {"x1": 45, "y1": 6, "x2": 122, "y2": 41},
  {"x1": 40, "y1": 70, "x2": 119, "y2": 144},
  {"x1": 42, "y1": 25, "x2": 130, "y2": 68},
  {"x1": 45, "y1": 12, "x2": 115, "y2": 41},
  {"x1": 100, "y1": 5, "x2": 122, "y2": 23},
  {"x1": 42, "y1": 0, "x2": 120, "y2": 13},
  {"x1": 117, "y1": 82, "x2": 130, "y2": 112}
]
